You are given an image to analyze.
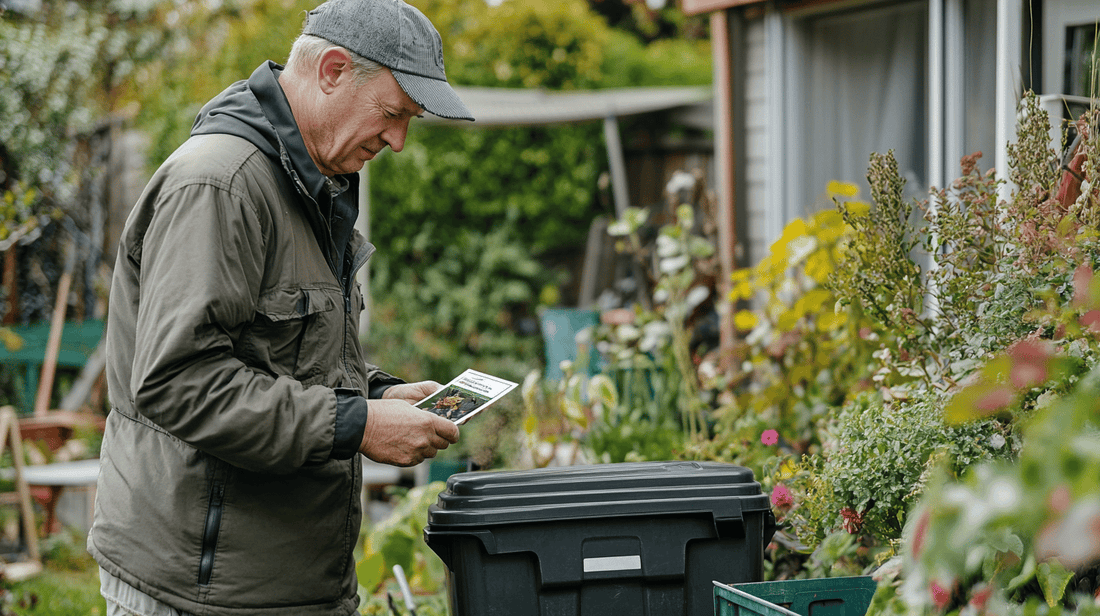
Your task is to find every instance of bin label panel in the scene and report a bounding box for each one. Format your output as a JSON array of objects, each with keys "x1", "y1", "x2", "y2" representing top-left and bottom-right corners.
[{"x1": 583, "y1": 555, "x2": 642, "y2": 573}]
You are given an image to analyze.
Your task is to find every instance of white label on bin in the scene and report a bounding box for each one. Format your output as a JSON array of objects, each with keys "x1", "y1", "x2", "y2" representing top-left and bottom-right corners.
[{"x1": 583, "y1": 555, "x2": 642, "y2": 573}]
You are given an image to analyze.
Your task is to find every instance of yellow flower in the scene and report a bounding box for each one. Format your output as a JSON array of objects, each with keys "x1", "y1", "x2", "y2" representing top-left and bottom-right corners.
[
  {"x1": 734, "y1": 310, "x2": 758, "y2": 331},
  {"x1": 777, "y1": 308, "x2": 800, "y2": 332},
  {"x1": 827, "y1": 181, "x2": 859, "y2": 198},
  {"x1": 729, "y1": 278, "x2": 754, "y2": 302},
  {"x1": 816, "y1": 310, "x2": 846, "y2": 331},
  {"x1": 730, "y1": 268, "x2": 752, "y2": 283},
  {"x1": 779, "y1": 218, "x2": 808, "y2": 246},
  {"x1": 845, "y1": 200, "x2": 871, "y2": 217},
  {"x1": 729, "y1": 269, "x2": 755, "y2": 301},
  {"x1": 778, "y1": 459, "x2": 798, "y2": 480},
  {"x1": 811, "y1": 209, "x2": 844, "y2": 230},
  {"x1": 799, "y1": 288, "x2": 832, "y2": 314},
  {"x1": 805, "y1": 251, "x2": 833, "y2": 284}
]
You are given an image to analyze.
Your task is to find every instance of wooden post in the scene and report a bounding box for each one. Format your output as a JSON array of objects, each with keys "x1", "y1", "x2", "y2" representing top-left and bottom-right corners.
[
  {"x1": 0, "y1": 406, "x2": 41, "y2": 564},
  {"x1": 34, "y1": 243, "x2": 75, "y2": 416},
  {"x1": 2, "y1": 248, "x2": 16, "y2": 325},
  {"x1": 711, "y1": 9, "x2": 740, "y2": 373}
]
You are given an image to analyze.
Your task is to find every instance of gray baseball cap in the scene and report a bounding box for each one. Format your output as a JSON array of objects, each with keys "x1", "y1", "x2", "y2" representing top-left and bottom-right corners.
[{"x1": 303, "y1": 0, "x2": 474, "y2": 121}]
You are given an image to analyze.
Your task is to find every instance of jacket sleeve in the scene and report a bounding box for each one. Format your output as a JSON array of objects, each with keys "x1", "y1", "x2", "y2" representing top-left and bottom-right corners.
[{"x1": 129, "y1": 177, "x2": 341, "y2": 474}]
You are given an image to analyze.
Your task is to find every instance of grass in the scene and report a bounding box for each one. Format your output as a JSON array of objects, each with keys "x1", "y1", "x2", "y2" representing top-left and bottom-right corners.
[
  {"x1": 3, "y1": 565, "x2": 105, "y2": 616},
  {"x1": 1, "y1": 530, "x2": 105, "y2": 616}
]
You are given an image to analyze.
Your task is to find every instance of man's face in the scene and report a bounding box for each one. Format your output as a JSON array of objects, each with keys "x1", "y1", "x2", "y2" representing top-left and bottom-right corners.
[{"x1": 312, "y1": 67, "x2": 423, "y2": 176}]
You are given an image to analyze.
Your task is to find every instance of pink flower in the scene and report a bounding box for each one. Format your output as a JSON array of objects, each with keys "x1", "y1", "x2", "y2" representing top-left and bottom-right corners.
[
  {"x1": 771, "y1": 484, "x2": 793, "y2": 508},
  {"x1": 1048, "y1": 485, "x2": 1072, "y2": 514},
  {"x1": 1081, "y1": 310, "x2": 1100, "y2": 334},
  {"x1": 1006, "y1": 339, "x2": 1051, "y2": 389},
  {"x1": 930, "y1": 581, "x2": 951, "y2": 610},
  {"x1": 761, "y1": 429, "x2": 779, "y2": 446},
  {"x1": 969, "y1": 584, "x2": 993, "y2": 611},
  {"x1": 1073, "y1": 264, "x2": 1094, "y2": 308},
  {"x1": 911, "y1": 509, "x2": 930, "y2": 557},
  {"x1": 975, "y1": 385, "x2": 1014, "y2": 413}
]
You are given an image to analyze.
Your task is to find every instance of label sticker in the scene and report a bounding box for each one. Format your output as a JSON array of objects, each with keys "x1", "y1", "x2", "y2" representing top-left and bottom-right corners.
[{"x1": 583, "y1": 555, "x2": 642, "y2": 573}]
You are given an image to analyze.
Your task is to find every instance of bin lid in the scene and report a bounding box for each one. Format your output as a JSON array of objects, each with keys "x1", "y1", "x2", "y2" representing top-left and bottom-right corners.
[{"x1": 427, "y1": 461, "x2": 771, "y2": 528}]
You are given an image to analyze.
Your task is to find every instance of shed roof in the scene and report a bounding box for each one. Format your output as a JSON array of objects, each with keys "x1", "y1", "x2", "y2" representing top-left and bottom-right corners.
[{"x1": 423, "y1": 85, "x2": 713, "y2": 127}]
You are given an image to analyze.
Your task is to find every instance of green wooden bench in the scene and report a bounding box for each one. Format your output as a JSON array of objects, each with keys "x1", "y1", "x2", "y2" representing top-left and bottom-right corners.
[{"x1": 0, "y1": 320, "x2": 105, "y2": 413}]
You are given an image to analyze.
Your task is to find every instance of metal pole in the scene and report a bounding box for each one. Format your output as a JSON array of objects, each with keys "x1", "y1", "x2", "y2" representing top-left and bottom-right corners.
[{"x1": 603, "y1": 115, "x2": 631, "y2": 218}]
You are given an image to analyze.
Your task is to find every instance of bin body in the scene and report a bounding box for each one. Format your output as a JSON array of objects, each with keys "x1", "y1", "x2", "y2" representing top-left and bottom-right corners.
[{"x1": 424, "y1": 461, "x2": 776, "y2": 616}]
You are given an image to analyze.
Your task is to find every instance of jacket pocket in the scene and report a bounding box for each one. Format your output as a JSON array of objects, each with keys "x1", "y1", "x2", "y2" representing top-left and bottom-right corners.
[
  {"x1": 198, "y1": 457, "x2": 229, "y2": 586},
  {"x1": 238, "y1": 286, "x2": 338, "y2": 381}
]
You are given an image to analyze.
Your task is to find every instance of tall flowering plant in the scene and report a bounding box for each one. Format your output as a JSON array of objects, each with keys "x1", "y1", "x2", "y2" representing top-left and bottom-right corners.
[{"x1": 717, "y1": 185, "x2": 881, "y2": 449}]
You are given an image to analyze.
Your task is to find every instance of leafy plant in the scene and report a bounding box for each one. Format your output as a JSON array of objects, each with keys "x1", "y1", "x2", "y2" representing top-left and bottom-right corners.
[
  {"x1": 790, "y1": 389, "x2": 1014, "y2": 546},
  {"x1": 602, "y1": 170, "x2": 719, "y2": 446},
  {"x1": 870, "y1": 361, "x2": 1100, "y2": 616},
  {"x1": 356, "y1": 483, "x2": 449, "y2": 609}
]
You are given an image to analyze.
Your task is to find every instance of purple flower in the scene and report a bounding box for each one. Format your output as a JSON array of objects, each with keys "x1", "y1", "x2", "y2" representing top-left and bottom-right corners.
[{"x1": 761, "y1": 429, "x2": 779, "y2": 446}]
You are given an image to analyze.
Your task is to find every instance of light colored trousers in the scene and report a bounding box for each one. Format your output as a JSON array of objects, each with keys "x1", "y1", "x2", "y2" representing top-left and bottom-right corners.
[{"x1": 100, "y1": 568, "x2": 197, "y2": 616}]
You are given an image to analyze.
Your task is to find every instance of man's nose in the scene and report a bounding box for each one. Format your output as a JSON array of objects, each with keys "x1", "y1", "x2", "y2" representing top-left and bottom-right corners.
[{"x1": 382, "y1": 120, "x2": 410, "y2": 153}]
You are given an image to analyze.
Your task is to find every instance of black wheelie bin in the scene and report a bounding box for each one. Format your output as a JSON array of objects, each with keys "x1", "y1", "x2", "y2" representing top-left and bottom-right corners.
[{"x1": 424, "y1": 461, "x2": 777, "y2": 616}]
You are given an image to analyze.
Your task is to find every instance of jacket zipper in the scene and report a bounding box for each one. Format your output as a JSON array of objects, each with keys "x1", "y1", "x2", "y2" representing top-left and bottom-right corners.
[
  {"x1": 340, "y1": 242, "x2": 375, "y2": 380},
  {"x1": 198, "y1": 463, "x2": 227, "y2": 586}
]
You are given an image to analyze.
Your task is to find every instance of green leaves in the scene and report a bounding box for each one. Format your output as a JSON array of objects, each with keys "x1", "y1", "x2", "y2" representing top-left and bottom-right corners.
[
  {"x1": 357, "y1": 483, "x2": 449, "y2": 597},
  {"x1": 1036, "y1": 560, "x2": 1075, "y2": 607}
]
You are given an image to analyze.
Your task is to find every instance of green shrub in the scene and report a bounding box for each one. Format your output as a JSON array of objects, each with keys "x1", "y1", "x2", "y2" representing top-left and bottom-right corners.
[
  {"x1": 870, "y1": 363, "x2": 1100, "y2": 616},
  {"x1": 356, "y1": 483, "x2": 450, "y2": 616},
  {"x1": 791, "y1": 389, "x2": 1014, "y2": 545}
]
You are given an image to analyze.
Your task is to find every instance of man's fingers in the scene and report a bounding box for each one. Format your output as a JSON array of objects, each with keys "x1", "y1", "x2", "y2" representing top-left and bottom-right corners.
[
  {"x1": 428, "y1": 434, "x2": 453, "y2": 451},
  {"x1": 433, "y1": 416, "x2": 460, "y2": 443}
]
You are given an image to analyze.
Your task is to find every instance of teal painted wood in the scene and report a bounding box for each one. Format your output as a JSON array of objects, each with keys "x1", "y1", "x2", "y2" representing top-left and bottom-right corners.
[
  {"x1": 540, "y1": 308, "x2": 600, "y2": 381},
  {"x1": 0, "y1": 320, "x2": 105, "y2": 412},
  {"x1": 715, "y1": 577, "x2": 878, "y2": 616},
  {"x1": 714, "y1": 582, "x2": 803, "y2": 616}
]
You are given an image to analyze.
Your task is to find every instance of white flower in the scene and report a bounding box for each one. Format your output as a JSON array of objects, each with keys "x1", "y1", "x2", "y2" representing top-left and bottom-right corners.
[
  {"x1": 787, "y1": 235, "x2": 817, "y2": 265},
  {"x1": 616, "y1": 324, "x2": 641, "y2": 341},
  {"x1": 986, "y1": 477, "x2": 1020, "y2": 513},
  {"x1": 656, "y1": 234, "x2": 680, "y2": 258},
  {"x1": 685, "y1": 286, "x2": 710, "y2": 311},
  {"x1": 665, "y1": 170, "x2": 694, "y2": 194}
]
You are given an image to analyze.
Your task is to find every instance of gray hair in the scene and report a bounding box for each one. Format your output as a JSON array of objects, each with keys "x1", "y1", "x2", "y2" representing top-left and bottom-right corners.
[{"x1": 286, "y1": 33, "x2": 385, "y2": 86}]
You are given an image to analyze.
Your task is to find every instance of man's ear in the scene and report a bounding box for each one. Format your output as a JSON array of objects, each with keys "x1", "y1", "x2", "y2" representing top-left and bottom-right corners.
[{"x1": 317, "y1": 47, "x2": 353, "y2": 95}]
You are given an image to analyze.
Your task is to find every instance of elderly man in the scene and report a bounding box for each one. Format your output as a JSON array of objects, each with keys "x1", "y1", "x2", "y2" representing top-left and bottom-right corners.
[{"x1": 87, "y1": 0, "x2": 473, "y2": 614}]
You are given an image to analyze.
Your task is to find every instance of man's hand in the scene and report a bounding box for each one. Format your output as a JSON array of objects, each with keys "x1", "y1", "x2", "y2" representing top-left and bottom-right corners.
[
  {"x1": 359, "y1": 399, "x2": 459, "y2": 467},
  {"x1": 382, "y1": 381, "x2": 441, "y2": 405}
]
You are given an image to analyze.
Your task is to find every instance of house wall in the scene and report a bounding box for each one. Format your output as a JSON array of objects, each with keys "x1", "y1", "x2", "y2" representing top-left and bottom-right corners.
[{"x1": 742, "y1": 14, "x2": 771, "y2": 268}]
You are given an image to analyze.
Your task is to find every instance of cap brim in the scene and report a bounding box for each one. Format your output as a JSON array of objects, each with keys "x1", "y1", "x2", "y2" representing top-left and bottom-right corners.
[{"x1": 391, "y1": 70, "x2": 475, "y2": 122}]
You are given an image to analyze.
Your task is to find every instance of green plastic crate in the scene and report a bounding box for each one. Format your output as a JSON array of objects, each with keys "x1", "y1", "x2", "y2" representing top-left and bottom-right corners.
[{"x1": 714, "y1": 577, "x2": 877, "y2": 616}]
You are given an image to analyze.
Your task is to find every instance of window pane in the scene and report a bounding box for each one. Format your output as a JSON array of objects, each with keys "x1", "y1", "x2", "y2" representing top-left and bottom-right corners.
[
  {"x1": 1064, "y1": 22, "x2": 1099, "y2": 99},
  {"x1": 964, "y1": 0, "x2": 997, "y2": 174},
  {"x1": 796, "y1": 1, "x2": 928, "y2": 215}
]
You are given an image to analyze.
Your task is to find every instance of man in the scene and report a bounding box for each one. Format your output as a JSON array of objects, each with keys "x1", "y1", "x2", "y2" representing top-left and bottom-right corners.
[{"x1": 88, "y1": 0, "x2": 473, "y2": 614}]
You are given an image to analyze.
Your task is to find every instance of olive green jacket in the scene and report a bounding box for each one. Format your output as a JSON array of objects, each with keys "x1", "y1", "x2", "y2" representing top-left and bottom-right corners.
[{"x1": 89, "y1": 63, "x2": 397, "y2": 615}]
